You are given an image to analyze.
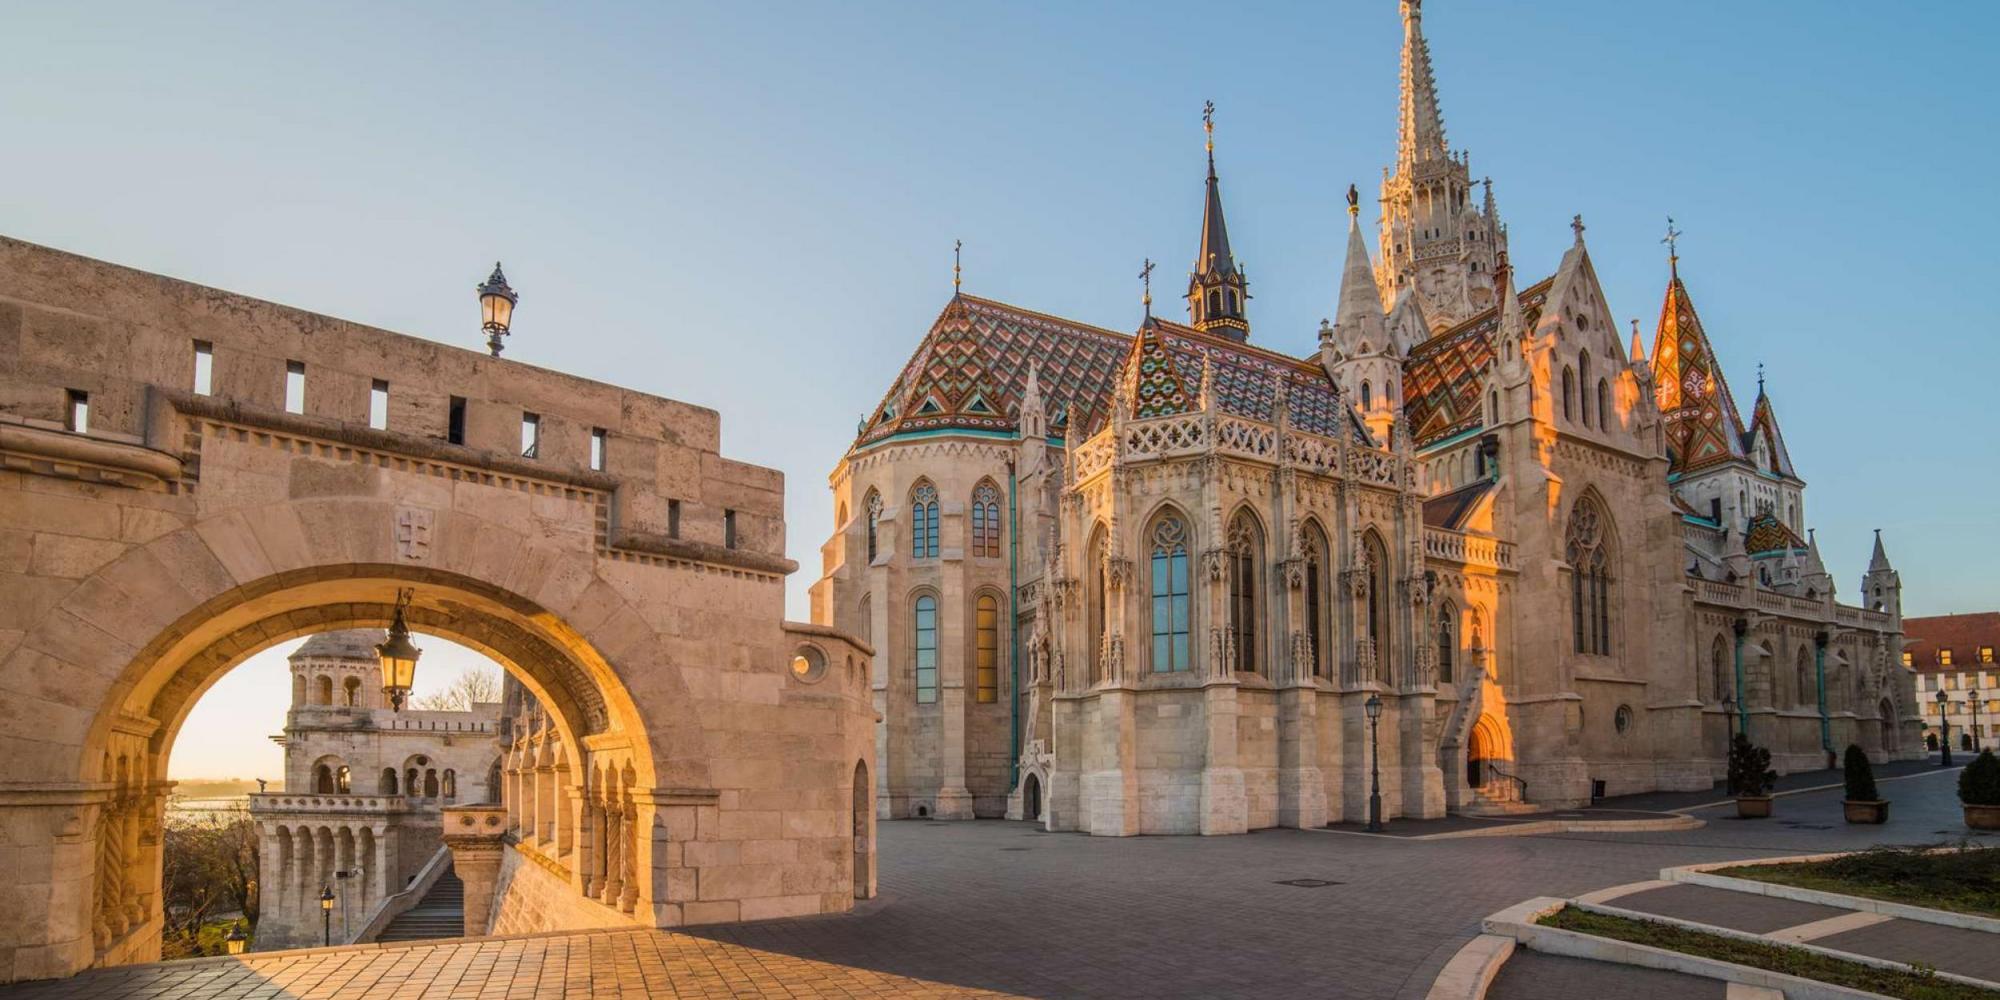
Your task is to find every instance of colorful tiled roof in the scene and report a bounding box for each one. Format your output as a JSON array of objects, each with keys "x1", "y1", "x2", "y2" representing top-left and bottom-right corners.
[
  {"x1": 854, "y1": 295, "x2": 1368, "y2": 452},
  {"x1": 1650, "y1": 274, "x2": 1750, "y2": 476},
  {"x1": 1401, "y1": 276, "x2": 1554, "y2": 448},
  {"x1": 1902, "y1": 613, "x2": 2000, "y2": 673},
  {"x1": 1744, "y1": 511, "x2": 1807, "y2": 555}
]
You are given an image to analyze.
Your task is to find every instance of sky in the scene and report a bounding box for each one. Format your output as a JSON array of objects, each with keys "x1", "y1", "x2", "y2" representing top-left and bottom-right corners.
[{"x1": 5, "y1": 3, "x2": 1997, "y2": 774}]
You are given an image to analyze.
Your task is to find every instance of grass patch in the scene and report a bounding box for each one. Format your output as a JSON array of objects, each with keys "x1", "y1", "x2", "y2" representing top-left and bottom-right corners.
[
  {"x1": 1725, "y1": 845, "x2": 2000, "y2": 919},
  {"x1": 1538, "y1": 906, "x2": 1999, "y2": 1000}
]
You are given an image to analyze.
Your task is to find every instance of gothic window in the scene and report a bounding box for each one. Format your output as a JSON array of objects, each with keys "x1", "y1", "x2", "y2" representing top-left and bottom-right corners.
[
  {"x1": 1208, "y1": 290, "x2": 1221, "y2": 317},
  {"x1": 337, "y1": 766, "x2": 351, "y2": 794},
  {"x1": 1227, "y1": 511, "x2": 1263, "y2": 674},
  {"x1": 1597, "y1": 380, "x2": 1610, "y2": 430},
  {"x1": 913, "y1": 594, "x2": 938, "y2": 704},
  {"x1": 442, "y1": 769, "x2": 457, "y2": 801},
  {"x1": 970, "y1": 482, "x2": 1003, "y2": 558},
  {"x1": 909, "y1": 481, "x2": 939, "y2": 559},
  {"x1": 864, "y1": 489, "x2": 882, "y2": 561},
  {"x1": 975, "y1": 594, "x2": 999, "y2": 703},
  {"x1": 1561, "y1": 367, "x2": 1576, "y2": 422},
  {"x1": 858, "y1": 593, "x2": 872, "y2": 645},
  {"x1": 1304, "y1": 520, "x2": 1330, "y2": 678},
  {"x1": 1361, "y1": 381, "x2": 1372, "y2": 409},
  {"x1": 1149, "y1": 514, "x2": 1192, "y2": 672},
  {"x1": 1712, "y1": 636, "x2": 1730, "y2": 704},
  {"x1": 315, "y1": 674, "x2": 333, "y2": 705},
  {"x1": 1089, "y1": 527, "x2": 1108, "y2": 682},
  {"x1": 1579, "y1": 351, "x2": 1593, "y2": 427},
  {"x1": 1437, "y1": 600, "x2": 1456, "y2": 685},
  {"x1": 380, "y1": 768, "x2": 398, "y2": 795},
  {"x1": 1566, "y1": 495, "x2": 1613, "y2": 656},
  {"x1": 1363, "y1": 530, "x2": 1389, "y2": 680},
  {"x1": 343, "y1": 676, "x2": 360, "y2": 707}
]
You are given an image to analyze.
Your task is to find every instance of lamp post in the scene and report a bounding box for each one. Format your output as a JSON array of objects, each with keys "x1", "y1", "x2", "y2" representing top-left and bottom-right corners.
[
  {"x1": 1938, "y1": 688, "x2": 1953, "y2": 767},
  {"x1": 224, "y1": 920, "x2": 247, "y2": 956},
  {"x1": 319, "y1": 885, "x2": 335, "y2": 947},
  {"x1": 478, "y1": 263, "x2": 518, "y2": 358},
  {"x1": 1973, "y1": 696, "x2": 1985, "y2": 754},
  {"x1": 377, "y1": 589, "x2": 423, "y2": 712},
  {"x1": 1364, "y1": 693, "x2": 1384, "y2": 833}
]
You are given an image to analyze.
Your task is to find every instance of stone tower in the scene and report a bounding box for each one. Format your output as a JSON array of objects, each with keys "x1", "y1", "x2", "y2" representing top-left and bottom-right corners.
[{"x1": 1375, "y1": 0, "x2": 1506, "y2": 332}]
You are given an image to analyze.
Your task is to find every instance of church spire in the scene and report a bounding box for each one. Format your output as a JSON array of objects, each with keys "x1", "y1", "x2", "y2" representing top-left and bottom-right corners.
[
  {"x1": 1397, "y1": 0, "x2": 1449, "y2": 169},
  {"x1": 1187, "y1": 100, "x2": 1249, "y2": 341}
]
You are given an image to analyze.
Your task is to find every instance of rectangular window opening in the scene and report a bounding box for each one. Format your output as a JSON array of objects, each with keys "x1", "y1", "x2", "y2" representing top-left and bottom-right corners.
[
  {"x1": 65, "y1": 389, "x2": 89, "y2": 433},
  {"x1": 284, "y1": 361, "x2": 306, "y2": 414},
  {"x1": 668, "y1": 499, "x2": 681, "y2": 538},
  {"x1": 447, "y1": 396, "x2": 467, "y2": 445},
  {"x1": 724, "y1": 509, "x2": 738, "y2": 550},
  {"x1": 192, "y1": 341, "x2": 214, "y2": 396},
  {"x1": 369, "y1": 380, "x2": 389, "y2": 430},
  {"x1": 589, "y1": 428, "x2": 606, "y2": 471},
  {"x1": 520, "y1": 412, "x2": 540, "y2": 459}
]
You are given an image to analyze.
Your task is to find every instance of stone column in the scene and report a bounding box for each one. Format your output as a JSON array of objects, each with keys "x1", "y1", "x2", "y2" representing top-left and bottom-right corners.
[
  {"x1": 440, "y1": 805, "x2": 508, "y2": 937},
  {"x1": 935, "y1": 529, "x2": 974, "y2": 820}
]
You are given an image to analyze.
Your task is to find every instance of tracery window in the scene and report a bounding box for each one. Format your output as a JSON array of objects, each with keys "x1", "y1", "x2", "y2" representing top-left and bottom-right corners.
[
  {"x1": 1567, "y1": 496, "x2": 1613, "y2": 656},
  {"x1": 1579, "y1": 351, "x2": 1593, "y2": 427},
  {"x1": 975, "y1": 595, "x2": 999, "y2": 703},
  {"x1": 1303, "y1": 521, "x2": 1330, "y2": 678},
  {"x1": 970, "y1": 482, "x2": 1002, "y2": 558},
  {"x1": 1149, "y1": 515, "x2": 1191, "y2": 672},
  {"x1": 1597, "y1": 379, "x2": 1610, "y2": 430},
  {"x1": 1561, "y1": 367, "x2": 1576, "y2": 422},
  {"x1": 1089, "y1": 527, "x2": 1108, "y2": 682},
  {"x1": 864, "y1": 489, "x2": 882, "y2": 561},
  {"x1": 909, "y1": 481, "x2": 939, "y2": 559},
  {"x1": 914, "y1": 595, "x2": 938, "y2": 704},
  {"x1": 1363, "y1": 530, "x2": 1389, "y2": 679},
  {"x1": 1712, "y1": 636, "x2": 1730, "y2": 703},
  {"x1": 1437, "y1": 600, "x2": 1456, "y2": 685},
  {"x1": 1227, "y1": 512, "x2": 1263, "y2": 674}
]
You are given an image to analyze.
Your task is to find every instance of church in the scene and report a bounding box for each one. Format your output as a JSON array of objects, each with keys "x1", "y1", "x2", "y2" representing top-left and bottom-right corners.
[{"x1": 809, "y1": 0, "x2": 1919, "y2": 834}]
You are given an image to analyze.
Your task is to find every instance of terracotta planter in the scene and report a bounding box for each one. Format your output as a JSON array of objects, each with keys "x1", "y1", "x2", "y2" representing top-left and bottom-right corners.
[
  {"x1": 1966, "y1": 803, "x2": 2000, "y2": 831},
  {"x1": 1842, "y1": 800, "x2": 1889, "y2": 824},
  {"x1": 1735, "y1": 795, "x2": 1773, "y2": 819}
]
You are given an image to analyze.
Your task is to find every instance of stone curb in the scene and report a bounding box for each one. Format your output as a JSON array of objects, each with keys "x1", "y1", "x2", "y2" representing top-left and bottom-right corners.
[
  {"x1": 1573, "y1": 899, "x2": 2000, "y2": 993},
  {"x1": 1662, "y1": 852, "x2": 2000, "y2": 934},
  {"x1": 1421, "y1": 933, "x2": 1514, "y2": 1000},
  {"x1": 1481, "y1": 897, "x2": 1886, "y2": 1000},
  {"x1": 1318, "y1": 814, "x2": 1702, "y2": 841}
]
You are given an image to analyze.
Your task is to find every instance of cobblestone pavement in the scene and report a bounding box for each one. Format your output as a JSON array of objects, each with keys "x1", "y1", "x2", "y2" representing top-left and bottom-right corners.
[{"x1": 1, "y1": 768, "x2": 1980, "y2": 1000}]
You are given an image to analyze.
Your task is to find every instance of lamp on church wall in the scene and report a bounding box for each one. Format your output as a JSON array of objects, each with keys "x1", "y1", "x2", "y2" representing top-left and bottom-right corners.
[
  {"x1": 478, "y1": 262, "x2": 518, "y2": 358},
  {"x1": 377, "y1": 589, "x2": 423, "y2": 712}
]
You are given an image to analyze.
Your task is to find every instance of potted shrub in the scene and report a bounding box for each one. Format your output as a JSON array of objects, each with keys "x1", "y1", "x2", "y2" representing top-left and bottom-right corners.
[
  {"x1": 1961, "y1": 749, "x2": 2000, "y2": 831},
  {"x1": 1728, "y1": 732, "x2": 1776, "y2": 818},
  {"x1": 1841, "y1": 744, "x2": 1888, "y2": 824}
]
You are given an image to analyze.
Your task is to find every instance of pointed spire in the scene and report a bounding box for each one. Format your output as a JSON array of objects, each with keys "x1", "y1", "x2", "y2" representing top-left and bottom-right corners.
[
  {"x1": 1868, "y1": 529, "x2": 1892, "y2": 572},
  {"x1": 1397, "y1": 0, "x2": 1449, "y2": 169},
  {"x1": 1188, "y1": 101, "x2": 1249, "y2": 339},
  {"x1": 1199, "y1": 351, "x2": 1218, "y2": 412},
  {"x1": 1629, "y1": 319, "x2": 1646, "y2": 365},
  {"x1": 1197, "y1": 100, "x2": 1236, "y2": 278},
  {"x1": 1332, "y1": 202, "x2": 1387, "y2": 351},
  {"x1": 1662, "y1": 216, "x2": 1683, "y2": 279},
  {"x1": 953, "y1": 238, "x2": 963, "y2": 296},
  {"x1": 1494, "y1": 251, "x2": 1525, "y2": 357},
  {"x1": 1019, "y1": 361, "x2": 1046, "y2": 439}
]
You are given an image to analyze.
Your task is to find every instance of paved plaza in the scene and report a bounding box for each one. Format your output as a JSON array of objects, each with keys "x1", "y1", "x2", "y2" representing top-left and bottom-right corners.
[{"x1": 3, "y1": 764, "x2": 1984, "y2": 1000}]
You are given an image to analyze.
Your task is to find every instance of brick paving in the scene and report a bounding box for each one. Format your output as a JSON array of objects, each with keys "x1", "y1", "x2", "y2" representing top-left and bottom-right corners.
[
  {"x1": 1815, "y1": 918, "x2": 2000, "y2": 984},
  {"x1": 0, "y1": 771, "x2": 1981, "y2": 1000}
]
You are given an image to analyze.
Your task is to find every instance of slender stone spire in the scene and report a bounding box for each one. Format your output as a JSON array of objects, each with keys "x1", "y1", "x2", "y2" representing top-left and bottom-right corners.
[
  {"x1": 1397, "y1": 0, "x2": 1449, "y2": 170},
  {"x1": 1868, "y1": 528, "x2": 1892, "y2": 573},
  {"x1": 1332, "y1": 196, "x2": 1387, "y2": 353},
  {"x1": 1187, "y1": 100, "x2": 1250, "y2": 340}
]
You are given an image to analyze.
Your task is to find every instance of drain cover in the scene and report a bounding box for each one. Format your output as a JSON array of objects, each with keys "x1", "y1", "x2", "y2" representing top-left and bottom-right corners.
[{"x1": 1274, "y1": 878, "x2": 1343, "y2": 888}]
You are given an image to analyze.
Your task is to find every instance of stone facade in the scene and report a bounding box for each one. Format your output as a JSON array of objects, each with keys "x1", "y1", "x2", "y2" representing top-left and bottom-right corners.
[
  {"x1": 813, "y1": 0, "x2": 1919, "y2": 835},
  {"x1": 0, "y1": 235, "x2": 874, "y2": 983},
  {"x1": 247, "y1": 630, "x2": 502, "y2": 950},
  {"x1": 1903, "y1": 613, "x2": 2000, "y2": 750}
]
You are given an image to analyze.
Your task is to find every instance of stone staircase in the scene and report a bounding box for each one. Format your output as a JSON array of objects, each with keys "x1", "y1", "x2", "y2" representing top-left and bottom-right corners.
[
  {"x1": 1459, "y1": 768, "x2": 1540, "y2": 818},
  {"x1": 375, "y1": 866, "x2": 465, "y2": 943}
]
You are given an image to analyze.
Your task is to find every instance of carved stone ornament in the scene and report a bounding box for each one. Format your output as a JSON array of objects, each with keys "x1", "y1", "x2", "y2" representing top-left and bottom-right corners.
[{"x1": 396, "y1": 506, "x2": 434, "y2": 561}]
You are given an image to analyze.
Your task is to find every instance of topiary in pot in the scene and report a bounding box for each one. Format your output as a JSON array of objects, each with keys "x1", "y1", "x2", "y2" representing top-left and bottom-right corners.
[
  {"x1": 1960, "y1": 749, "x2": 2000, "y2": 831},
  {"x1": 1728, "y1": 732, "x2": 1776, "y2": 818},
  {"x1": 1842, "y1": 744, "x2": 1888, "y2": 824}
]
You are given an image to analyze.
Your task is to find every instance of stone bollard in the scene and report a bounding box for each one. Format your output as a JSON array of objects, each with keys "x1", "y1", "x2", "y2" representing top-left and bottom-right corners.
[{"x1": 441, "y1": 805, "x2": 510, "y2": 937}]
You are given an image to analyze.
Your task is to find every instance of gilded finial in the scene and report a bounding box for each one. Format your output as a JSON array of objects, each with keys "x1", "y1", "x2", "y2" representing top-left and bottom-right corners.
[
  {"x1": 953, "y1": 239, "x2": 962, "y2": 294},
  {"x1": 1202, "y1": 100, "x2": 1215, "y2": 161},
  {"x1": 1756, "y1": 361, "x2": 1766, "y2": 395},
  {"x1": 1139, "y1": 257, "x2": 1156, "y2": 317},
  {"x1": 1661, "y1": 216, "x2": 1683, "y2": 277},
  {"x1": 1346, "y1": 183, "x2": 1359, "y2": 218}
]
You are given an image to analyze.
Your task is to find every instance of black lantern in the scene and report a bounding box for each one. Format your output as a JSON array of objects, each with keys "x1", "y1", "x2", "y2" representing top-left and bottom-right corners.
[
  {"x1": 377, "y1": 589, "x2": 422, "y2": 712},
  {"x1": 478, "y1": 262, "x2": 518, "y2": 358},
  {"x1": 1363, "y1": 693, "x2": 1384, "y2": 832},
  {"x1": 224, "y1": 920, "x2": 247, "y2": 956},
  {"x1": 319, "y1": 884, "x2": 335, "y2": 947},
  {"x1": 1938, "y1": 688, "x2": 1954, "y2": 767}
]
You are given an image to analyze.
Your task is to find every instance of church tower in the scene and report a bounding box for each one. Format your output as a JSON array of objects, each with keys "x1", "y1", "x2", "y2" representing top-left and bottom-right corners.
[
  {"x1": 1376, "y1": 0, "x2": 1505, "y2": 333},
  {"x1": 1187, "y1": 102, "x2": 1250, "y2": 342},
  {"x1": 1862, "y1": 530, "x2": 1902, "y2": 621},
  {"x1": 1322, "y1": 187, "x2": 1400, "y2": 443}
]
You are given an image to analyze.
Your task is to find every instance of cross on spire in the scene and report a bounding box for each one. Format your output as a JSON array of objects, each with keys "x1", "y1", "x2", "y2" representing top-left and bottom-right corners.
[
  {"x1": 1571, "y1": 213, "x2": 1586, "y2": 244},
  {"x1": 1757, "y1": 361, "x2": 1766, "y2": 395},
  {"x1": 1203, "y1": 100, "x2": 1215, "y2": 163},
  {"x1": 1140, "y1": 257, "x2": 1155, "y2": 316},
  {"x1": 1662, "y1": 216, "x2": 1683, "y2": 276},
  {"x1": 953, "y1": 239, "x2": 962, "y2": 294}
]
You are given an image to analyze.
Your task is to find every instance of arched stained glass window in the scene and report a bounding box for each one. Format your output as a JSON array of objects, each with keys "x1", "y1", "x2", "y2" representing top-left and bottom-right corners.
[
  {"x1": 1437, "y1": 600, "x2": 1456, "y2": 685},
  {"x1": 1567, "y1": 496, "x2": 1613, "y2": 656},
  {"x1": 864, "y1": 489, "x2": 882, "y2": 561},
  {"x1": 1561, "y1": 367, "x2": 1576, "y2": 422},
  {"x1": 1149, "y1": 515, "x2": 1191, "y2": 672},
  {"x1": 1227, "y1": 511, "x2": 1263, "y2": 674},
  {"x1": 975, "y1": 595, "x2": 999, "y2": 703},
  {"x1": 1362, "y1": 531, "x2": 1389, "y2": 680},
  {"x1": 971, "y1": 482, "x2": 1002, "y2": 558},
  {"x1": 1303, "y1": 521, "x2": 1330, "y2": 678},
  {"x1": 910, "y1": 481, "x2": 939, "y2": 559},
  {"x1": 914, "y1": 595, "x2": 938, "y2": 704}
]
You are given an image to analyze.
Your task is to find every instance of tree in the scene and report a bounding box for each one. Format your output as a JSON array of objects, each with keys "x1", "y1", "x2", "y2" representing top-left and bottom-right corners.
[
  {"x1": 1842, "y1": 744, "x2": 1879, "y2": 802},
  {"x1": 160, "y1": 813, "x2": 258, "y2": 959},
  {"x1": 1726, "y1": 732, "x2": 1775, "y2": 797},
  {"x1": 412, "y1": 667, "x2": 502, "y2": 711}
]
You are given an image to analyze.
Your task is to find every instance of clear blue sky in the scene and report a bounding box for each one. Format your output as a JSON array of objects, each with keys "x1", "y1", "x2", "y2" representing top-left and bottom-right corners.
[{"x1": 5, "y1": 3, "x2": 1995, "y2": 777}]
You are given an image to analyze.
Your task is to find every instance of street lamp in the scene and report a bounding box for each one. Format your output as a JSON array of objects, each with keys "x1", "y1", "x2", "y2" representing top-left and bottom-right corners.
[
  {"x1": 377, "y1": 589, "x2": 422, "y2": 712},
  {"x1": 1973, "y1": 696, "x2": 1985, "y2": 754},
  {"x1": 478, "y1": 262, "x2": 518, "y2": 358},
  {"x1": 1938, "y1": 688, "x2": 1953, "y2": 767},
  {"x1": 319, "y1": 885, "x2": 335, "y2": 947},
  {"x1": 1364, "y1": 693, "x2": 1384, "y2": 833},
  {"x1": 224, "y1": 920, "x2": 247, "y2": 956}
]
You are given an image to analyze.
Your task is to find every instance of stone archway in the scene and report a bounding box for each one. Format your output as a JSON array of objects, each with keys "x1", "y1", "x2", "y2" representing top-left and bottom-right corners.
[{"x1": 1022, "y1": 773, "x2": 1043, "y2": 822}]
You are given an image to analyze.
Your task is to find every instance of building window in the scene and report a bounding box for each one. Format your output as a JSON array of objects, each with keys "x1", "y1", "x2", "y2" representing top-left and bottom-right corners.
[
  {"x1": 64, "y1": 389, "x2": 88, "y2": 433},
  {"x1": 1149, "y1": 515, "x2": 1191, "y2": 672},
  {"x1": 1304, "y1": 521, "x2": 1330, "y2": 678},
  {"x1": 447, "y1": 396, "x2": 467, "y2": 445},
  {"x1": 1437, "y1": 601, "x2": 1456, "y2": 685},
  {"x1": 909, "y1": 481, "x2": 939, "y2": 559},
  {"x1": 1566, "y1": 495, "x2": 1613, "y2": 656},
  {"x1": 1578, "y1": 351, "x2": 1593, "y2": 427},
  {"x1": 1597, "y1": 380, "x2": 1610, "y2": 429},
  {"x1": 1902, "y1": 651, "x2": 1913, "y2": 668},
  {"x1": 1712, "y1": 636, "x2": 1729, "y2": 703},
  {"x1": 284, "y1": 360, "x2": 306, "y2": 414},
  {"x1": 668, "y1": 499, "x2": 681, "y2": 538},
  {"x1": 1089, "y1": 529, "x2": 1108, "y2": 682},
  {"x1": 975, "y1": 595, "x2": 999, "y2": 703},
  {"x1": 791, "y1": 644, "x2": 829, "y2": 683},
  {"x1": 192, "y1": 340, "x2": 214, "y2": 395},
  {"x1": 1614, "y1": 705, "x2": 1633, "y2": 735},
  {"x1": 369, "y1": 379, "x2": 389, "y2": 430},
  {"x1": 724, "y1": 509, "x2": 738, "y2": 549},
  {"x1": 590, "y1": 428, "x2": 606, "y2": 471},
  {"x1": 1796, "y1": 647, "x2": 1813, "y2": 707},
  {"x1": 1227, "y1": 511, "x2": 1262, "y2": 674},
  {"x1": 970, "y1": 482, "x2": 1003, "y2": 558},
  {"x1": 1561, "y1": 367, "x2": 1575, "y2": 422},
  {"x1": 521, "y1": 412, "x2": 540, "y2": 458},
  {"x1": 1363, "y1": 531, "x2": 1389, "y2": 680},
  {"x1": 864, "y1": 489, "x2": 882, "y2": 560},
  {"x1": 343, "y1": 676, "x2": 360, "y2": 707},
  {"x1": 1361, "y1": 381, "x2": 1372, "y2": 409},
  {"x1": 913, "y1": 595, "x2": 938, "y2": 703},
  {"x1": 1941, "y1": 649, "x2": 1954, "y2": 667}
]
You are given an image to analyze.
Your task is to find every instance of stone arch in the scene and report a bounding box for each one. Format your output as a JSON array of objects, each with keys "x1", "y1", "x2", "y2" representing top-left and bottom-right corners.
[
  {"x1": 1300, "y1": 516, "x2": 1332, "y2": 679},
  {"x1": 314, "y1": 674, "x2": 334, "y2": 705},
  {"x1": 1225, "y1": 505, "x2": 1266, "y2": 675},
  {"x1": 1465, "y1": 712, "x2": 1513, "y2": 789},
  {"x1": 1359, "y1": 527, "x2": 1391, "y2": 681}
]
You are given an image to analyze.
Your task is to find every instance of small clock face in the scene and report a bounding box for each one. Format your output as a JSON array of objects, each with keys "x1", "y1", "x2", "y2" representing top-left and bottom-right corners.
[{"x1": 1682, "y1": 368, "x2": 1707, "y2": 399}]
